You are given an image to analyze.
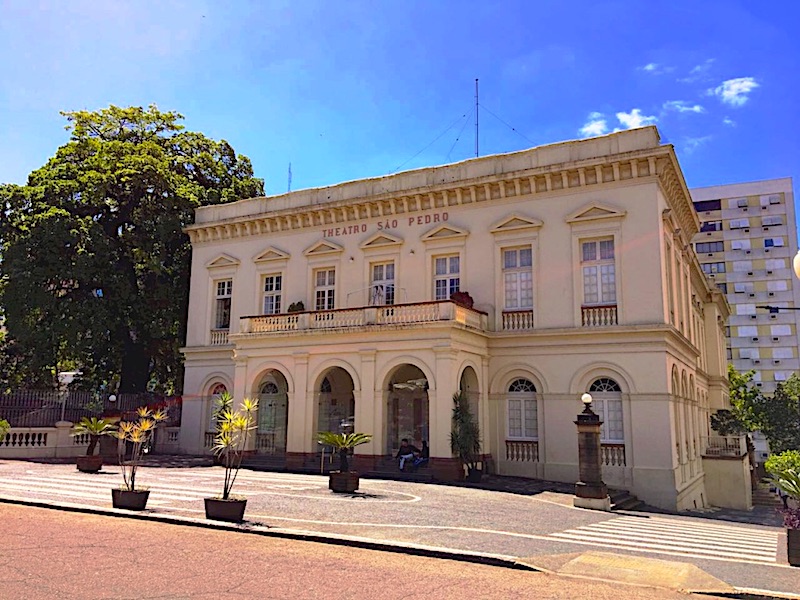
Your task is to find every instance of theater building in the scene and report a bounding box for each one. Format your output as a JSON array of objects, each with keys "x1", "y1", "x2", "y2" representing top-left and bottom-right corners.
[{"x1": 179, "y1": 127, "x2": 732, "y2": 511}]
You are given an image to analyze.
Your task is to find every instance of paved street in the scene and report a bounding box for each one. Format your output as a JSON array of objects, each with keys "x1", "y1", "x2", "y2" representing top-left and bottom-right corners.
[{"x1": 0, "y1": 458, "x2": 797, "y2": 598}]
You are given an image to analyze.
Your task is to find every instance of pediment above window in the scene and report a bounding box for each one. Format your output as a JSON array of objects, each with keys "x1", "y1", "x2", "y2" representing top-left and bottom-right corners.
[
  {"x1": 359, "y1": 232, "x2": 403, "y2": 249},
  {"x1": 253, "y1": 246, "x2": 290, "y2": 263},
  {"x1": 490, "y1": 214, "x2": 543, "y2": 234},
  {"x1": 566, "y1": 203, "x2": 626, "y2": 224},
  {"x1": 303, "y1": 239, "x2": 344, "y2": 256},
  {"x1": 420, "y1": 224, "x2": 469, "y2": 242},
  {"x1": 205, "y1": 253, "x2": 240, "y2": 269}
]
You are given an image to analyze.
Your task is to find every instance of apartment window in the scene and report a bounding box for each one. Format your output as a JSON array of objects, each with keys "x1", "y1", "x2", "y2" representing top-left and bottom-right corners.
[
  {"x1": 503, "y1": 247, "x2": 533, "y2": 309},
  {"x1": 769, "y1": 195, "x2": 781, "y2": 205},
  {"x1": 717, "y1": 283, "x2": 728, "y2": 294},
  {"x1": 315, "y1": 269, "x2": 336, "y2": 310},
  {"x1": 773, "y1": 348, "x2": 794, "y2": 360},
  {"x1": 762, "y1": 216, "x2": 784, "y2": 227},
  {"x1": 506, "y1": 378, "x2": 537, "y2": 439},
  {"x1": 262, "y1": 274, "x2": 282, "y2": 315},
  {"x1": 581, "y1": 239, "x2": 615, "y2": 305},
  {"x1": 764, "y1": 238, "x2": 785, "y2": 248},
  {"x1": 370, "y1": 262, "x2": 395, "y2": 305},
  {"x1": 737, "y1": 325, "x2": 757, "y2": 337},
  {"x1": 733, "y1": 261, "x2": 753, "y2": 273},
  {"x1": 589, "y1": 378, "x2": 624, "y2": 442},
  {"x1": 767, "y1": 280, "x2": 788, "y2": 293},
  {"x1": 737, "y1": 304, "x2": 756, "y2": 316},
  {"x1": 701, "y1": 262, "x2": 726, "y2": 274},
  {"x1": 434, "y1": 255, "x2": 460, "y2": 301},
  {"x1": 775, "y1": 372, "x2": 789, "y2": 382},
  {"x1": 735, "y1": 198, "x2": 749, "y2": 208},
  {"x1": 771, "y1": 324, "x2": 792, "y2": 337},
  {"x1": 729, "y1": 218, "x2": 750, "y2": 230},
  {"x1": 695, "y1": 241, "x2": 724, "y2": 253},
  {"x1": 214, "y1": 280, "x2": 233, "y2": 329},
  {"x1": 733, "y1": 282, "x2": 753, "y2": 294},
  {"x1": 693, "y1": 199, "x2": 721, "y2": 212},
  {"x1": 699, "y1": 221, "x2": 722, "y2": 232},
  {"x1": 731, "y1": 239, "x2": 751, "y2": 251},
  {"x1": 766, "y1": 258, "x2": 787, "y2": 271}
]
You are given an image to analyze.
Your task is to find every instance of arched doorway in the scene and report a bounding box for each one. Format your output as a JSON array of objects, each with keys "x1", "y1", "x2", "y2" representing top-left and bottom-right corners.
[
  {"x1": 459, "y1": 366, "x2": 480, "y2": 420},
  {"x1": 255, "y1": 370, "x2": 289, "y2": 456},
  {"x1": 386, "y1": 364, "x2": 429, "y2": 455},
  {"x1": 316, "y1": 367, "x2": 356, "y2": 446}
]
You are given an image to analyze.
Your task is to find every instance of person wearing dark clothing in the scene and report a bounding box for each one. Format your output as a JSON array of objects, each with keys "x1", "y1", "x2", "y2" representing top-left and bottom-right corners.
[
  {"x1": 412, "y1": 440, "x2": 429, "y2": 470},
  {"x1": 396, "y1": 438, "x2": 420, "y2": 471}
]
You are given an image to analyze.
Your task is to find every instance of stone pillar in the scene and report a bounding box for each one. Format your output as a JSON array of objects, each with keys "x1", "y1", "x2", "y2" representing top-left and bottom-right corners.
[
  {"x1": 357, "y1": 350, "x2": 379, "y2": 465},
  {"x1": 285, "y1": 353, "x2": 309, "y2": 470},
  {"x1": 54, "y1": 421, "x2": 74, "y2": 459},
  {"x1": 574, "y1": 395, "x2": 611, "y2": 511},
  {"x1": 432, "y1": 345, "x2": 462, "y2": 480}
]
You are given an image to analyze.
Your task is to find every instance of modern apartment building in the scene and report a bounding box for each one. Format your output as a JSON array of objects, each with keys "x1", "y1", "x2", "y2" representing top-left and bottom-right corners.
[
  {"x1": 691, "y1": 178, "x2": 799, "y2": 394},
  {"x1": 178, "y1": 127, "x2": 737, "y2": 511}
]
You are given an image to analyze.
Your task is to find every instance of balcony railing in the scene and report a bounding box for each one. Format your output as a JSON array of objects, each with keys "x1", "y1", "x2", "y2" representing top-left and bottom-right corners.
[
  {"x1": 702, "y1": 435, "x2": 746, "y2": 457},
  {"x1": 240, "y1": 300, "x2": 488, "y2": 335},
  {"x1": 582, "y1": 304, "x2": 618, "y2": 327},
  {"x1": 505, "y1": 439, "x2": 539, "y2": 462},
  {"x1": 502, "y1": 310, "x2": 534, "y2": 331},
  {"x1": 601, "y1": 443, "x2": 626, "y2": 466},
  {"x1": 210, "y1": 329, "x2": 230, "y2": 345}
]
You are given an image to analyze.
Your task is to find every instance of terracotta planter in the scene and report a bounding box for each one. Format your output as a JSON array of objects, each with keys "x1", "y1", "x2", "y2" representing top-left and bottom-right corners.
[
  {"x1": 329, "y1": 471, "x2": 359, "y2": 493},
  {"x1": 111, "y1": 489, "x2": 150, "y2": 511},
  {"x1": 788, "y1": 528, "x2": 800, "y2": 567},
  {"x1": 204, "y1": 497, "x2": 247, "y2": 522},
  {"x1": 76, "y1": 455, "x2": 103, "y2": 473}
]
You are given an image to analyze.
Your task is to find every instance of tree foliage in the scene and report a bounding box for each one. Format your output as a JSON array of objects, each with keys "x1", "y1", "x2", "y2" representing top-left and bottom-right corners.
[
  {"x1": 714, "y1": 366, "x2": 800, "y2": 454},
  {"x1": 0, "y1": 105, "x2": 263, "y2": 393}
]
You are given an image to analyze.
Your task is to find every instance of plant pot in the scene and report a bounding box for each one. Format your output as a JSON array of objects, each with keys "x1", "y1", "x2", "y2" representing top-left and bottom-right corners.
[
  {"x1": 205, "y1": 497, "x2": 247, "y2": 522},
  {"x1": 111, "y1": 488, "x2": 150, "y2": 511},
  {"x1": 466, "y1": 467, "x2": 483, "y2": 483},
  {"x1": 329, "y1": 471, "x2": 359, "y2": 493},
  {"x1": 788, "y1": 528, "x2": 800, "y2": 567},
  {"x1": 76, "y1": 455, "x2": 103, "y2": 473}
]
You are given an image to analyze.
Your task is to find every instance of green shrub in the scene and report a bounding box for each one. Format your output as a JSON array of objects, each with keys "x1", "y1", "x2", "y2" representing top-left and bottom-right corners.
[{"x1": 765, "y1": 450, "x2": 800, "y2": 476}]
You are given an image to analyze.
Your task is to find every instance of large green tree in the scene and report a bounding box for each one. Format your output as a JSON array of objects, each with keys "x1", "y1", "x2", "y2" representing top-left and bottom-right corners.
[{"x1": 0, "y1": 105, "x2": 263, "y2": 393}]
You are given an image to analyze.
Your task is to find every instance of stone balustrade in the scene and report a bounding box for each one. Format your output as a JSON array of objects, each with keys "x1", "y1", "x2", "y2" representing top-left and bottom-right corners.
[
  {"x1": 582, "y1": 304, "x2": 618, "y2": 327},
  {"x1": 505, "y1": 439, "x2": 539, "y2": 462}
]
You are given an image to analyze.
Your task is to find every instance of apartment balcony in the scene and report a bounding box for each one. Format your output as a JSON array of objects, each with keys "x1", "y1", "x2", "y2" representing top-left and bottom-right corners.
[
  {"x1": 581, "y1": 304, "x2": 618, "y2": 327},
  {"x1": 238, "y1": 300, "x2": 488, "y2": 337}
]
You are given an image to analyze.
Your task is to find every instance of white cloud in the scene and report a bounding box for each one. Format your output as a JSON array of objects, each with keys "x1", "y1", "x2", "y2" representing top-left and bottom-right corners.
[
  {"x1": 663, "y1": 100, "x2": 705, "y2": 114},
  {"x1": 722, "y1": 116, "x2": 736, "y2": 127},
  {"x1": 681, "y1": 135, "x2": 712, "y2": 154},
  {"x1": 615, "y1": 109, "x2": 658, "y2": 129},
  {"x1": 711, "y1": 77, "x2": 759, "y2": 107},
  {"x1": 642, "y1": 63, "x2": 659, "y2": 72},
  {"x1": 579, "y1": 112, "x2": 608, "y2": 137},
  {"x1": 678, "y1": 58, "x2": 715, "y2": 83}
]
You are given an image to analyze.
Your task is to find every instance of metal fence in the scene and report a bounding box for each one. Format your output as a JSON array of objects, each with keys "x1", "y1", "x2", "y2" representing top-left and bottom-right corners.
[{"x1": 0, "y1": 390, "x2": 182, "y2": 427}]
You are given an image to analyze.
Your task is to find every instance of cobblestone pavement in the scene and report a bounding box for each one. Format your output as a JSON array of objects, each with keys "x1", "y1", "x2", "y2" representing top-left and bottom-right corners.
[{"x1": 0, "y1": 457, "x2": 796, "y2": 598}]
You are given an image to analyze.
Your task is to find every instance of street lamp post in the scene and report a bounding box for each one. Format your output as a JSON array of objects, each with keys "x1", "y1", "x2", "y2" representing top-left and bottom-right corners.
[{"x1": 574, "y1": 392, "x2": 611, "y2": 511}]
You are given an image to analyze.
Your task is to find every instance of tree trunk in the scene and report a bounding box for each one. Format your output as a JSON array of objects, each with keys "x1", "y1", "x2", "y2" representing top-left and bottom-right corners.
[{"x1": 119, "y1": 334, "x2": 150, "y2": 393}]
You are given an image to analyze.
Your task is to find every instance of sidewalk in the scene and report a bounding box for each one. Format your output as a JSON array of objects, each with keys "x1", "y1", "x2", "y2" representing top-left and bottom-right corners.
[{"x1": 0, "y1": 456, "x2": 795, "y2": 599}]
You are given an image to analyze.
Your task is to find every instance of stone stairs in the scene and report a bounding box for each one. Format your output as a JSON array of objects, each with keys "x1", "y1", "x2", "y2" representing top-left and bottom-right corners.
[
  {"x1": 609, "y1": 488, "x2": 643, "y2": 511},
  {"x1": 752, "y1": 481, "x2": 784, "y2": 509}
]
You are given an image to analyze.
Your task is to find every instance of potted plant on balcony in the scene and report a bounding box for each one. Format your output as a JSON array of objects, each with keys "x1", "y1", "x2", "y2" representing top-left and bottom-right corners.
[
  {"x1": 450, "y1": 390, "x2": 482, "y2": 483},
  {"x1": 449, "y1": 291, "x2": 474, "y2": 309},
  {"x1": 206, "y1": 394, "x2": 258, "y2": 522},
  {"x1": 112, "y1": 406, "x2": 168, "y2": 510},
  {"x1": 287, "y1": 301, "x2": 305, "y2": 313},
  {"x1": 72, "y1": 416, "x2": 116, "y2": 473},
  {"x1": 317, "y1": 431, "x2": 373, "y2": 493}
]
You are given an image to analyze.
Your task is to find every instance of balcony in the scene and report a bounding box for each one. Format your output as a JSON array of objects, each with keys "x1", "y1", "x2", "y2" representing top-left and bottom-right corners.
[
  {"x1": 502, "y1": 310, "x2": 534, "y2": 331},
  {"x1": 581, "y1": 304, "x2": 618, "y2": 327},
  {"x1": 702, "y1": 435, "x2": 746, "y2": 457},
  {"x1": 210, "y1": 329, "x2": 230, "y2": 345},
  {"x1": 239, "y1": 300, "x2": 488, "y2": 336}
]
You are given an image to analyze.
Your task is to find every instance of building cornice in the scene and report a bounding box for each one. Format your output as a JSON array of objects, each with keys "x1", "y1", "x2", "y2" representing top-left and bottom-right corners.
[{"x1": 186, "y1": 133, "x2": 683, "y2": 244}]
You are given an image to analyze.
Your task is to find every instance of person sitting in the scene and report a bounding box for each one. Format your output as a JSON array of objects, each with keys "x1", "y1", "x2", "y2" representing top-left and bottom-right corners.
[
  {"x1": 411, "y1": 440, "x2": 429, "y2": 471},
  {"x1": 396, "y1": 438, "x2": 419, "y2": 471}
]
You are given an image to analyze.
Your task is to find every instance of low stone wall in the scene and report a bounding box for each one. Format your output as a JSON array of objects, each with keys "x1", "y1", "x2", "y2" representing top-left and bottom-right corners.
[{"x1": 0, "y1": 422, "x2": 89, "y2": 459}]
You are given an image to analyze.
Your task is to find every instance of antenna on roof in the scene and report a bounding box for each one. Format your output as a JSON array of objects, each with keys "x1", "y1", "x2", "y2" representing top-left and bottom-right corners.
[
  {"x1": 287, "y1": 162, "x2": 292, "y2": 193},
  {"x1": 475, "y1": 78, "x2": 479, "y2": 157}
]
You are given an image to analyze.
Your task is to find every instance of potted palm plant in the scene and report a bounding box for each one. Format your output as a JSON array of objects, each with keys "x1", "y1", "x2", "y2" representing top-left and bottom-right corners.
[
  {"x1": 0, "y1": 418, "x2": 9, "y2": 441},
  {"x1": 112, "y1": 406, "x2": 167, "y2": 510},
  {"x1": 450, "y1": 390, "x2": 482, "y2": 482},
  {"x1": 317, "y1": 431, "x2": 373, "y2": 493},
  {"x1": 768, "y1": 459, "x2": 800, "y2": 567},
  {"x1": 206, "y1": 394, "x2": 258, "y2": 522},
  {"x1": 72, "y1": 416, "x2": 115, "y2": 473}
]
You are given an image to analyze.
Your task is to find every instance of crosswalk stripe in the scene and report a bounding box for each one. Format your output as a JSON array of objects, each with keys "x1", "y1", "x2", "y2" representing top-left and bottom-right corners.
[{"x1": 548, "y1": 516, "x2": 778, "y2": 563}]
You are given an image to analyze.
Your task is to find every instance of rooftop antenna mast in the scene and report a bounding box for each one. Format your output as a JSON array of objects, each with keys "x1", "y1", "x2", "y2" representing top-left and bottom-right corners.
[
  {"x1": 474, "y1": 78, "x2": 479, "y2": 157},
  {"x1": 287, "y1": 162, "x2": 292, "y2": 193}
]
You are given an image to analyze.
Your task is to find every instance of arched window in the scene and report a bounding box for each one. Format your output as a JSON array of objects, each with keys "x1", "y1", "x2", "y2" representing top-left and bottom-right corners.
[
  {"x1": 208, "y1": 383, "x2": 228, "y2": 430},
  {"x1": 507, "y1": 378, "x2": 537, "y2": 439},
  {"x1": 320, "y1": 377, "x2": 332, "y2": 393},
  {"x1": 588, "y1": 377, "x2": 623, "y2": 442},
  {"x1": 260, "y1": 381, "x2": 279, "y2": 395}
]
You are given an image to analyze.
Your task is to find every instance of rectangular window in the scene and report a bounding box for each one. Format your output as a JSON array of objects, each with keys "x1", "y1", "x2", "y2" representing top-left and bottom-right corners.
[
  {"x1": 592, "y1": 397, "x2": 624, "y2": 442},
  {"x1": 735, "y1": 198, "x2": 749, "y2": 208},
  {"x1": 693, "y1": 199, "x2": 721, "y2": 212},
  {"x1": 434, "y1": 255, "x2": 460, "y2": 301},
  {"x1": 370, "y1": 262, "x2": 395, "y2": 305},
  {"x1": 581, "y1": 239, "x2": 615, "y2": 305},
  {"x1": 737, "y1": 325, "x2": 758, "y2": 337},
  {"x1": 762, "y1": 216, "x2": 784, "y2": 227},
  {"x1": 769, "y1": 195, "x2": 781, "y2": 205},
  {"x1": 764, "y1": 237, "x2": 784, "y2": 248},
  {"x1": 699, "y1": 220, "x2": 723, "y2": 232},
  {"x1": 771, "y1": 324, "x2": 791, "y2": 336},
  {"x1": 767, "y1": 280, "x2": 788, "y2": 292},
  {"x1": 737, "y1": 304, "x2": 756, "y2": 316},
  {"x1": 315, "y1": 269, "x2": 336, "y2": 310},
  {"x1": 729, "y1": 218, "x2": 750, "y2": 229},
  {"x1": 214, "y1": 280, "x2": 233, "y2": 329},
  {"x1": 731, "y1": 239, "x2": 751, "y2": 250},
  {"x1": 701, "y1": 262, "x2": 726, "y2": 274},
  {"x1": 733, "y1": 261, "x2": 753, "y2": 273},
  {"x1": 262, "y1": 274, "x2": 282, "y2": 315},
  {"x1": 766, "y1": 258, "x2": 787, "y2": 271},
  {"x1": 717, "y1": 282, "x2": 728, "y2": 293},
  {"x1": 773, "y1": 347, "x2": 793, "y2": 359},
  {"x1": 503, "y1": 247, "x2": 533, "y2": 309},
  {"x1": 507, "y1": 396, "x2": 537, "y2": 439},
  {"x1": 695, "y1": 241, "x2": 724, "y2": 253}
]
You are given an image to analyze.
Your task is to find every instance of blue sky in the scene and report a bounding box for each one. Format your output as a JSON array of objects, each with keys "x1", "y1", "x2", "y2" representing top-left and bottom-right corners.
[{"x1": 1, "y1": 0, "x2": 797, "y2": 198}]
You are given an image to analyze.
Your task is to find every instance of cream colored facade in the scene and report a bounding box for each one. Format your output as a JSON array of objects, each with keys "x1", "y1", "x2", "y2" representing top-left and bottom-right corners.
[
  {"x1": 690, "y1": 178, "x2": 799, "y2": 394},
  {"x1": 179, "y1": 127, "x2": 730, "y2": 511}
]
